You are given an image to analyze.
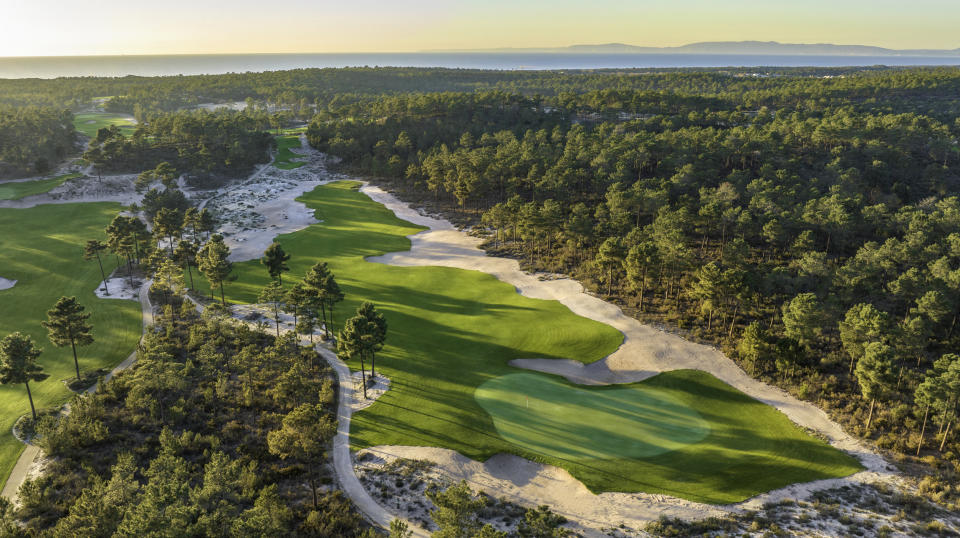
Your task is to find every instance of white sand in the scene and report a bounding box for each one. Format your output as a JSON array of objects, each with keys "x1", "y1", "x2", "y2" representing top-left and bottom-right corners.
[
  {"x1": 351, "y1": 372, "x2": 390, "y2": 410},
  {"x1": 358, "y1": 183, "x2": 898, "y2": 527},
  {"x1": 0, "y1": 277, "x2": 16, "y2": 291},
  {"x1": 94, "y1": 277, "x2": 141, "y2": 300},
  {"x1": 203, "y1": 136, "x2": 343, "y2": 262},
  {"x1": 229, "y1": 302, "x2": 328, "y2": 341},
  {"x1": 359, "y1": 445, "x2": 729, "y2": 535},
  {"x1": 0, "y1": 172, "x2": 141, "y2": 209}
]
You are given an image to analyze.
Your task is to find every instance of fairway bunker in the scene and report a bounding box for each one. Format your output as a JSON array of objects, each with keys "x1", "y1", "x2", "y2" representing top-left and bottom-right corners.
[
  {"x1": 476, "y1": 373, "x2": 709, "y2": 460},
  {"x1": 0, "y1": 277, "x2": 16, "y2": 290}
]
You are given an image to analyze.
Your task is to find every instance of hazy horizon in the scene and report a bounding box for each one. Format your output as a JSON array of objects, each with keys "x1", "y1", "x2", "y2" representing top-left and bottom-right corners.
[
  {"x1": 2, "y1": 0, "x2": 958, "y2": 57},
  {"x1": 3, "y1": 40, "x2": 960, "y2": 60}
]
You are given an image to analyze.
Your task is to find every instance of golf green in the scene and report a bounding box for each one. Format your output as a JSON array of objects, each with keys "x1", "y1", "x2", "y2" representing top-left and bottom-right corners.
[
  {"x1": 476, "y1": 373, "x2": 710, "y2": 460},
  {"x1": 223, "y1": 181, "x2": 863, "y2": 503}
]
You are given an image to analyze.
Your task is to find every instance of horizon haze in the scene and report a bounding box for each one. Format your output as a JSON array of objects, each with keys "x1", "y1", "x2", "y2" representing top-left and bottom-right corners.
[{"x1": 2, "y1": 0, "x2": 959, "y2": 57}]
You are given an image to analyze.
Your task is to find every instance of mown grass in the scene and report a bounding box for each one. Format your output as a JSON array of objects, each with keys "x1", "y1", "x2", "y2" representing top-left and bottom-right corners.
[
  {"x1": 0, "y1": 203, "x2": 141, "y2": 488},
  {"x1": 72, "y1": 112, "x2": 136, "y2": 139},
  {"x1": 0, "y1": 174, "x2": 81, "y2": 201},
  {"x1": 224, "y1": 181, "x2": 862, "y2": 503},
  {"x1": 272, "y1": 134, "x2": 306, "y2": 169},
  {"x1": 475, "y1": 372, "x2": 710, "y2": 460}
]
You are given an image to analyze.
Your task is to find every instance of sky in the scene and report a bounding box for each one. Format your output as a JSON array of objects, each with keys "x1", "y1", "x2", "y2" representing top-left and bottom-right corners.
[{"x1": 1, "y1": 0, "x2": 958, "y2": 56}]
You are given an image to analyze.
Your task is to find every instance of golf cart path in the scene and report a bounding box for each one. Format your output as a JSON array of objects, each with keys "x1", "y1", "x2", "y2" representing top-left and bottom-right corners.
[
  {"x1": 319, "y1": 344, "x2": 430, "y2": 537},
  {"x1": 181, "y1": 292, "x2": 427, "y2": 536},
  {"x1": 358, "y1": 182, "x2": 899, "y2": 528},
  {"x1": 1, "y1": 280, "x2": 153, "y2": 502}
]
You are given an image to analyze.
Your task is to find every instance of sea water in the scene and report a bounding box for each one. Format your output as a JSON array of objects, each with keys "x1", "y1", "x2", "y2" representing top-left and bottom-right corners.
[{"x1": 2, "y1": 53, "x2": 960, "y2": 79}]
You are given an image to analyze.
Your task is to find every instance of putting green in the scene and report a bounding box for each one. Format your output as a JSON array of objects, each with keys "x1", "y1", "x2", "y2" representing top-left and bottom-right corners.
[{"x1": 476, "y1": 373, "x2": 709, "y2": 460}]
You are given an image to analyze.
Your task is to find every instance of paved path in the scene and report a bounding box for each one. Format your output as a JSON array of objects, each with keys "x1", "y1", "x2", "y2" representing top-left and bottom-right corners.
[
  {"x1": 1, "y1": 280, "x2": 152, "y2": 501},
  {"x1": 184, "y1": 292, "x2": 427, "y2": 535},
  {"x1": 317, "y1": 344, "x2": 429, "y2": 537}
]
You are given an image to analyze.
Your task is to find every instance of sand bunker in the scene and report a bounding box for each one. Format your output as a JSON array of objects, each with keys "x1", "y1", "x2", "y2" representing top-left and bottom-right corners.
[
  {"x1": 356, "y1": 182, "x2": 899, "y2": 528},
  {"x1": 0, "y1": 277, "x2": 16, "y2": 290},
  {"x1": 94, "y1": 277, "x2": 141, "y2": 300}
]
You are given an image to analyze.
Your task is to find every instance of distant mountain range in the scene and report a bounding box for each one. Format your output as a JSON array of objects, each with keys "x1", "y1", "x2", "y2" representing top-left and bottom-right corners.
[{"x1": 430, "y1": 41, "x2": 960, "y2": 57}]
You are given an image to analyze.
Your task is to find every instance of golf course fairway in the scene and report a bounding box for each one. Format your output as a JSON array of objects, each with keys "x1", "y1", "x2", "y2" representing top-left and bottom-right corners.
[
  {"x1": 0, "y1": 203, "x2": 142, "y2": 488},
  {"x1": 225, "y1": 181, "x2": 863, "y2": 504},
  {"x1": 72, "y1": 112, "x2": 136, "y2": 138}
]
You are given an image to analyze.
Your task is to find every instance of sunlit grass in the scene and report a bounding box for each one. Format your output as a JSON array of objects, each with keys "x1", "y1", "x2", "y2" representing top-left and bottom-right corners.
[
  {"x1": 223, "y1": 181, "x2": 862, "y2": 503},
  {"x1": 73, "y1": 112, "x2": 136, "y2": 139},
  {"x1": 0, "y1": 203, "x2": 141, "y2": 487},
  {"x1": 0, "y1": 173, "x2": 82, "y2": 201},
  {"x1": 272, "y1": 134, "x2": 306, "y2": 169}
]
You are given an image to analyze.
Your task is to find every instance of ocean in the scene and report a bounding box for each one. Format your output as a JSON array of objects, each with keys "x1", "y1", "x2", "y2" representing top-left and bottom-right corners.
[{"x1": 2, "y1": 53, "x2": 960, "y2": 79}]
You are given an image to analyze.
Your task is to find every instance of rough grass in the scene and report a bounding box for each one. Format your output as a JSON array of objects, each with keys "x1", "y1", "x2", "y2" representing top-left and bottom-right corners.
[
  {"x1": 272, "y1": 135, "x2": 306, "y2": 169},
  {"x1": 0, "y1": 203, "x2": 141, "y2": 488},
  {"x1": 72, "y1": 112, "x2": 136, "y2": 139},
  {"x1": 0, "y1": 174, "x2": 81, "y2": 201},
  {"x1": 224, "y1": 181, "x2": 862, "y2": 504}
]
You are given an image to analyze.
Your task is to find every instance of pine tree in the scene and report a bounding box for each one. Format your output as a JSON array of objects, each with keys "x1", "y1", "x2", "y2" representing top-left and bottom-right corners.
[
  {"x1": 855, "y1": 341, "x2": 897, "y2": 431},
  {"x1": 267, "y1": 404, "x2": 335, "y2": 509},
  {"x1": 198, "y1": 235, "x2": 233, "y2": 304},
  {"x1": 303, "y1": 262, "x2": 344, "y2": 338},
  {"x1": 84, "y1": 239, "x2": 110, "y2": 295},
  {"x1": 337, "y1": 315, "x2": 369, "y2": 399},
  {"x1": 172, "y1": 240, "x2": 199, "y2": 291},
  {"x1": 357, "y1": 302, "x2": 387, "y2": 379},
  {"x1": 284, "y1": 282, "x2": 310, "y2": 329},
  {"x1": 0, "y1": 332, "x2": 48, "y2": 421},
  {"x1": 259, "y1": 280, "x2": 286, "y2": 337},
  {"x1": 261, "y1": 242, "x2": 291, "y2": 284},
  {"x1": 42, "y1": 296, "x2": 94, "y2": 380}
]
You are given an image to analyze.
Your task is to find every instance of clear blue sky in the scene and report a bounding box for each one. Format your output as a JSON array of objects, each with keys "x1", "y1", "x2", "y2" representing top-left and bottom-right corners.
[{"x1": 1, "y1": 0, "x2": 956, "y2": 56}]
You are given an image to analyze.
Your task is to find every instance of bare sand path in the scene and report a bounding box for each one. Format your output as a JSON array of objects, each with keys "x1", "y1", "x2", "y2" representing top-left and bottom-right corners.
[
  {"x1": 1, "y1": 281, "x2": 153, "y2": 502},
  {"x1": 357, "y1": 182, "x2": 899, "y2": 531}
]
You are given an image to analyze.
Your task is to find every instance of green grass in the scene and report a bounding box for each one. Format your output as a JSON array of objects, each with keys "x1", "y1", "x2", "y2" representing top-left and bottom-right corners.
[
  {"x1": 272, "y1": 134, "x2": 306, "y2": 169},
  {"x1": 0, "y1": 174, "x2": 81, "y2": 201},
  {"x1": 223, "y1": 181, "x2": 862, "y2": 504},
  {"x1": 0, "y1": 203, "x2": 142, "y2": 488},
  {"x1": 476, "y1": 372, "x2": 710, "y2": 460},
  {"x1": 72, "y1": 112, "x2": 137, "y2": 139}
]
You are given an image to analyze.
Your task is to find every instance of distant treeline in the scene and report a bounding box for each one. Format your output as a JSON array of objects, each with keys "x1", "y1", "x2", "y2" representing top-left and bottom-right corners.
[
  {"x1": 0, "y1": 106, "x2": 75, "y2": 178},
  {"x1": 83, "y1": 110, "x2": 274, "y2": 181},
  {"x1": 3, "y1": 65, "x2": 960, "y2": 121}
]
